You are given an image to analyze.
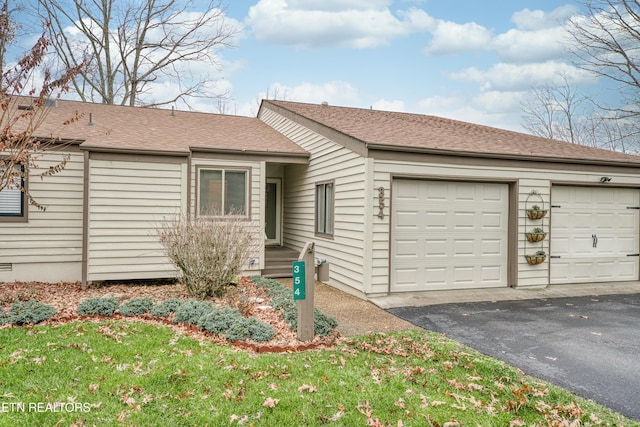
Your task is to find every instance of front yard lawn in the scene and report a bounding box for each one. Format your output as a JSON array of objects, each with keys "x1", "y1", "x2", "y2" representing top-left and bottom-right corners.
[{"x1": 0, "y1": 321, "x2": 636, "y2": 426}]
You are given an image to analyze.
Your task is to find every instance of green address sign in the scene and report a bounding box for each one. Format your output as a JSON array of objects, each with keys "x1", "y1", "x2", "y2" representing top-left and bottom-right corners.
[{"x1": 292, "y1": 261, "x2": 306, "y2": 300}]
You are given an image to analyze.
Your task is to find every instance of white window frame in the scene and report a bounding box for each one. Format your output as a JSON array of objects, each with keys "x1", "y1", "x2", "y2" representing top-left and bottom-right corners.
[
  {"x1": 315, "y1": 181, "x2": 334, "y2": 236},
  {"x1": 197, "y1": 167, "x2": 249, "y2": 217},
  {"x1": 0, "y1": 163, "x2": 25, "y2": 220}
]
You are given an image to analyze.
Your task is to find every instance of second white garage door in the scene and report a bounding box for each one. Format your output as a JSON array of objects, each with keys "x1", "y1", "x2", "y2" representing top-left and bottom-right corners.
[
  {"x1": 391, "y1": 180, "x2": 509, "y2": 292},
  {"x1": 550, "y1": 186, "x2": 640, "y2": 284}
]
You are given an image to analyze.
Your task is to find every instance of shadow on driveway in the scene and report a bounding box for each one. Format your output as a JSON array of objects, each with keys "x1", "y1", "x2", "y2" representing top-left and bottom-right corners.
[{"x1": 388, "y1": 293, "x2": 640, "y2": 421}]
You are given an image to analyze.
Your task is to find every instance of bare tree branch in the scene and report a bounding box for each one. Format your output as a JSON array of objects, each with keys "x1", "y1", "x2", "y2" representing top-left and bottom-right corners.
[{"x1": 37, "y1": 0, "x2": 239, "y2": 108}]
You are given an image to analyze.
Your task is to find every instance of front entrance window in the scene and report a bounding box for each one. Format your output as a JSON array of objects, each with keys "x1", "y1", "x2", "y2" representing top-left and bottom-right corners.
[{"x1": 198, "y1": 168, "x2": 248, "y2": 216}]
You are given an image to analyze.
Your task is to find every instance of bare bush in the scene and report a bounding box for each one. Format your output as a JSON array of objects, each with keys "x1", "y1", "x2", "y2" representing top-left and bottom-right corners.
[{"x1": 158, "y1": 213, "x2": 259, "y2": 299}]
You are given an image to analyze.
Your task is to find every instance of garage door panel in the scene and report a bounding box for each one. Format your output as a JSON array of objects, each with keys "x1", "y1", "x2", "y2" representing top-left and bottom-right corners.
[
  {"x1": 482, "y1": 212, "x2": 503, "y2": 228},
  {"x1": 425, "y1": 239, "x2": 446, "y2": 256},
  {"x1": 453, "y1": 212, "x2": 475, "y2": 229},
  {"x1": 454, "y1": 239, "x2": 474, "y2": 256},
  {"x1": 551, "y1": 186, "x2": 639, "y2": 284},
  {"x1": 392, "y1": 180, "x2": 509, "y2": 291},
  {"x1": 395, "y1": 210, "x2": 420, "y2": 229},
  {"x1": 425, "y1": 211, "x2": 448, "y2": 229},
  {"x1": 481, "y1": 239, "x2": 502, "y2": 256},
  {"x1": 394, "y1": 239, "x2": 419, "y2": 258}
]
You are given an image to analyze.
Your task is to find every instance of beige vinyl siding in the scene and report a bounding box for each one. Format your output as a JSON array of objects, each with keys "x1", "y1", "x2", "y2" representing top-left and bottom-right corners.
[
  {"x1": 260, "y1": 108, "x2": 369, "y2": 294},
  {"x1": 87, "y1": 158, "x2": 187, "y2": 282},
  {"x1": 375, "y1": 158, "x2": 640, "y2": 291},
  {"x1": 190, "y1": 157, "x2": 264, "y2": 274},
  {"x1": 0, "y1": 151, "x2": 84, "y2": 282}
]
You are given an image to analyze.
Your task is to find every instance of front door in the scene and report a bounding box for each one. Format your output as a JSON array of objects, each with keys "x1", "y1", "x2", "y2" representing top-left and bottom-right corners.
[{"x1": 265, "y1": 178, "x2": 281, "y2": 246}]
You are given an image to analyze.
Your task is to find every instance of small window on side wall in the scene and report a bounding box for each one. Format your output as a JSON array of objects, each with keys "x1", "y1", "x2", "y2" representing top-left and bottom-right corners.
[
  {"x1": 198, "y1": 168, "x2": 248, "y2": 216},
  {"x1": 0, "y1": 164, "x2": 24, "y2": 218},
  {"x1": 315, "y1": 181, "x2": 334, "y2": 236}
]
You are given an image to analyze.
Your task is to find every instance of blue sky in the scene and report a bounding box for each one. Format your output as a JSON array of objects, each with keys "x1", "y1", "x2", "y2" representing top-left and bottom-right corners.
[
  {"x1": 204, "y1": 0, "x2": 595, "y2": 132},
  {"x1": 17, "y1": 0, "x2": 602, "y2": 134}
]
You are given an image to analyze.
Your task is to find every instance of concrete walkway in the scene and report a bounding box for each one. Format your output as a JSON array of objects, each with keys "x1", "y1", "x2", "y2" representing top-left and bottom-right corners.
[{"x1": 370, "y1": 281, "x2": 640, "y2": 309}]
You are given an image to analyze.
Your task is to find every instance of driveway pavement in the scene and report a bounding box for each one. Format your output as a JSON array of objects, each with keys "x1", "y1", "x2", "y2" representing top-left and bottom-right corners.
[{"x1": 388, "y1": 293, "x2": 640, "y2": 421}]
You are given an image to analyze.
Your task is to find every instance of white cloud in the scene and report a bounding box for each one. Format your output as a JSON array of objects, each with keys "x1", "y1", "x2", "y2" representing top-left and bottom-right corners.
[
  {"x1": 417, "y1": 92, "x2": 527, "y2": 132},
  {"x1": 511, "y1": 6, "x2": 578, "y2": 31},
  {"x1": 450, "y1": 61, "x2": 596, "y2": 92},
  {"x1": 492, "y1": 26, "x2": 569, "y2": 63},
  {"x1": 372, "y1": 99, "x2": 406, "y2": 112},
  {"x1": 424, "y1": 20, "x2": 492, "y2": 55},
  {"x1": 246, "y1": 0, "x2": 414, "y2": 48}
]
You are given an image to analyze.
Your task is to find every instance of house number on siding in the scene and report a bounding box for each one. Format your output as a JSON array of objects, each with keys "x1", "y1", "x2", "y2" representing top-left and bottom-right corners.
[{"x1": 377, "y1": 187, "x2": 385, "y2": 219}]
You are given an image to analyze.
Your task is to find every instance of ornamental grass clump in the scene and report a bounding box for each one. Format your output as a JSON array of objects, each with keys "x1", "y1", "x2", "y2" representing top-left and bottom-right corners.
[{"x1": 158, "y1": 213, "x2": 259, "y2": 299}]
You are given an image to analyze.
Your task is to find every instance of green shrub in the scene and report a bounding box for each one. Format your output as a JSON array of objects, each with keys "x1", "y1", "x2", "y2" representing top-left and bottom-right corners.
[
  {"x1": 251, "y1": 276, "x2": 338, "y2": 337},
  {"x1": 197, "y1": 307, "x2": 243, "y2": 334},
  {"x1": 173, "y1": 300, "x2": 215, "y2": 325},
  {"x1": 119, "y1": 297, "x2": 156, "y2": 316},
  {"x1": 7, "y1": 299, "x2": 56, "y2": 325},
  {"x1": 78, "y1": 297, "x2": 120, "y2": 316},
  {"x1": 0, "y1": 308, "x2": 9, "y2": 325},
  {"x1": 150, "y1": 298, "x2": 184, "y2": 317},
  {"x1": 225, "y1": 317, "x2": 275, "y2": 342},
  {"x1": 245, "y1": 317, "x2": 275, "y2": 342},
  {"x1": 314, "y1": 309, "x2": 338, "y2": 337}
]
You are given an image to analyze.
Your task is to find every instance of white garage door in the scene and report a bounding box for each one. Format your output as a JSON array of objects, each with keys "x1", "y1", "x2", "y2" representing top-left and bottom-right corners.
[
  {"x1": 391, "y1": 180, "x2": 509, "y2": 292},
  {"x1": 550, "y1": 186, "x2": 639, "y2": 284}
]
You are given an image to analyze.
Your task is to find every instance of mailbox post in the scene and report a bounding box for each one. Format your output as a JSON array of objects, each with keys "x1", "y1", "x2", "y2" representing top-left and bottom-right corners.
[{"x1": 294, "y1": 242, "x2": 315, "y2": 341}]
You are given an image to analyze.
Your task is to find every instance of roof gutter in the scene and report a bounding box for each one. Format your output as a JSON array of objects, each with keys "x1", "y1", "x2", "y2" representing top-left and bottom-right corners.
[
  {"x1": 365, "y1": 142, "x2": 640, "y2": 169},
  {"x1": 190, "y1": 146, "x2": 310, "y2": 159},
  {"x1": 79, "y1": 145, "x2": 190, "y2": 157}
]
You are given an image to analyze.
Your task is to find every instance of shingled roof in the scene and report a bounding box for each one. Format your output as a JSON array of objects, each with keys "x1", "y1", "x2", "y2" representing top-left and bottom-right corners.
[
  {"x1": 263, "y1": 100, "x2": 640, "y2": 166},
  {"x1": 27, "y1": 98, "x2": 308, "y2": 157}
]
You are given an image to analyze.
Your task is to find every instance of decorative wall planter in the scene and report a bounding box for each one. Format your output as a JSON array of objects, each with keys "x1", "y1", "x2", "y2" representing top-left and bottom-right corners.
[
  {"x1": 525, "y1": 231, "x2": 547, "y2": 243},
  {"x1": 524, "y1": 190, "x2": 547, "y2": 265},
  {"x1": 526, "y1": 207, "x2": 548, "y2": 220},
  {"x1": 524, "y1": 253, "x2": 546, "y2": 265}
]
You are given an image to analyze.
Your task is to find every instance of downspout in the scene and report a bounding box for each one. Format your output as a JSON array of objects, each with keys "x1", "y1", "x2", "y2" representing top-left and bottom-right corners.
[{"x1": 81, "y1": 150, "x2": 90, "y2": 289}]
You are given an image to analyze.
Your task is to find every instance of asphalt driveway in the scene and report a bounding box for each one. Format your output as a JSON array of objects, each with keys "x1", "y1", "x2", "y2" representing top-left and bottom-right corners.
[{"x1": 388, "y1": 293, "x2": 640, "y2": 421}]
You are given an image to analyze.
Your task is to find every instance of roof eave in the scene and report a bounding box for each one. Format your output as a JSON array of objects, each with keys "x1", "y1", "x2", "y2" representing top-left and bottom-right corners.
[
  {"x1": 366, "y1": 142, "x2": 640, "y2": 168},
  {"x1": 79, "y1": 145, "x2": 190, "y2": 157}
]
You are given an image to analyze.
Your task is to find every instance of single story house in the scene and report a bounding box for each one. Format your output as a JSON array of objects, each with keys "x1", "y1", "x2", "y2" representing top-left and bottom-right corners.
[{"x1": 3, "y1": 97, "x2": 640, "y2": 297}]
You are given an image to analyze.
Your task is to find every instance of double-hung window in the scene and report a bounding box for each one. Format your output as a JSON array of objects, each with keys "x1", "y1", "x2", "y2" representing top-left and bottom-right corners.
[
  {"x1": 315, "y1": 181, "x2": 334, "y2": 236},
  {"x1": 0, "y1": 164, "x2": 24, "y2": 218},
  {"x1": 198, "y1": 168, "x2": 248, "y2": 216}
]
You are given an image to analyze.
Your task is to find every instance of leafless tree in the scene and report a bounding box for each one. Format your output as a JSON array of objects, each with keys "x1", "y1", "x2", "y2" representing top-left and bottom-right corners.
[
  {"x1": 521, "y1": 74, "x2": 640, "y2": 153},
  {"x1": 36, "y1": 0, "x2": 239, "y2": 108},
  {"x1": 567, "y1": 0, "x2": 640, "y2": 133},
  {"x1": 0, "y1": 19, "x2": 86, "y2": 210}
]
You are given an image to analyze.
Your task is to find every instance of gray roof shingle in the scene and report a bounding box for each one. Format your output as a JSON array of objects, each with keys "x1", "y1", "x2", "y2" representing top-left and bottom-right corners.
[
  {"x1": 28, "y1": 98, "x2": 308, "y2": 156},
  {"x1": 264, "y1": 100, "x2": 640, "y2": 165}
]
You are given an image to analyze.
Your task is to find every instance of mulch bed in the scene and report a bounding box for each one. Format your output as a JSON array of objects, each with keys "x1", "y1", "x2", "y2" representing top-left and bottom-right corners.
[{"x1": 0, "y1": 278, "x2": 339, "y2": 353}]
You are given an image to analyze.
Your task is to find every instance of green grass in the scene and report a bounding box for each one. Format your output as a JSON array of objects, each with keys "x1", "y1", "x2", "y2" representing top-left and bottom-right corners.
[{"x1": 0, "y1": 321, "x2": 636, "y2": 426}]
